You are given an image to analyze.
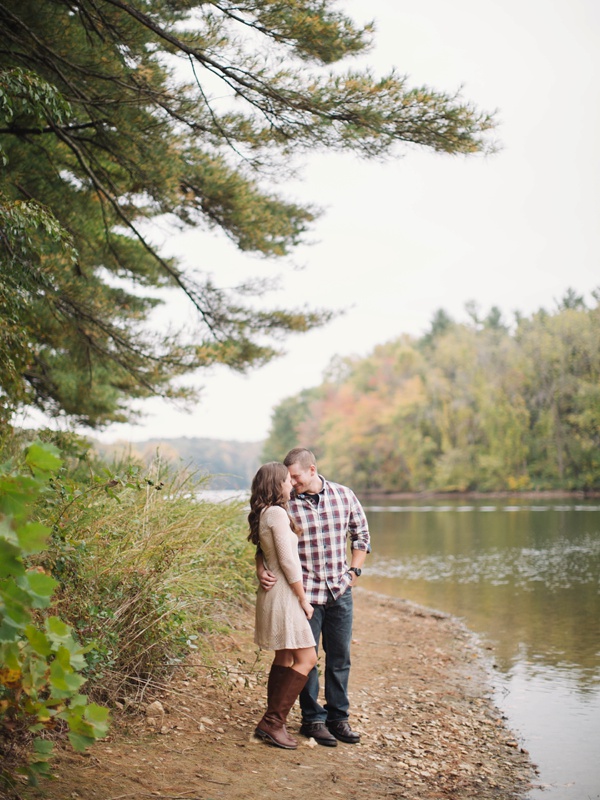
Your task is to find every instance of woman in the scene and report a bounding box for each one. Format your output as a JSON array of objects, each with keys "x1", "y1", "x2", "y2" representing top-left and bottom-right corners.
[{"x1": 248, "y1": 462, "x2": 317, "y2": 749}]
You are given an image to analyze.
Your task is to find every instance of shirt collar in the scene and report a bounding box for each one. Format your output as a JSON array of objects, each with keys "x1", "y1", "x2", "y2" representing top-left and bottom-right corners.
[{"x1": 294, "y1": 474, "x2": 325, "y2": 501}]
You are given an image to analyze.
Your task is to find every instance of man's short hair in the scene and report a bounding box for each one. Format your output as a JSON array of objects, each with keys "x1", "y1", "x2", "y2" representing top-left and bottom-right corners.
[{"x1": 284, "y1": 447, "x2": 317, "y2": 470}]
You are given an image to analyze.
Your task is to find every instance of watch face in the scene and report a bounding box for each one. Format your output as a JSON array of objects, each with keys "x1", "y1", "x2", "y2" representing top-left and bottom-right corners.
[{"x1": 351, "y1": 568, "x2": 362, "y2": 577}]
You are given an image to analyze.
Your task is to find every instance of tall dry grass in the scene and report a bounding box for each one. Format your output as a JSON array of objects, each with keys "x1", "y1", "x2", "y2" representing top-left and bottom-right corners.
[{"x1": 38, "y1": 447, "x2": 255, "y2": 704}]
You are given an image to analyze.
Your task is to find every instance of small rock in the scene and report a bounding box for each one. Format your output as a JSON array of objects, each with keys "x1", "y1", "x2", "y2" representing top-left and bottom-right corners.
[{"x1": 145, "y1": 700, "x2": 165, "y2": 717}]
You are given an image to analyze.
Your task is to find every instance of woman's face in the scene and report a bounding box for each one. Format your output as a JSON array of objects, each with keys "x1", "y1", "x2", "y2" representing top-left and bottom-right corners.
[{"x1": 281, "y1": 472, "x2": 293, "y2": 501}]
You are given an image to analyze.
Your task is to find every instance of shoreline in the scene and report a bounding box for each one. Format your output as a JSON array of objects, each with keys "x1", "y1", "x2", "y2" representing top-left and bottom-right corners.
[
  {"x1": 361, "y1": 489, "x2": 600, "y2": 500},
  {"x1": 24, "y1": 589, "x2": 538, "y2": 800}
]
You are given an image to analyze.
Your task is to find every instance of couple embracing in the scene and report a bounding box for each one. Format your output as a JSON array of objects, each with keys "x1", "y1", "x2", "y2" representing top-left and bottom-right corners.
[{"x1": 248, "y1": 447, "x2": 370, "y2": 750}]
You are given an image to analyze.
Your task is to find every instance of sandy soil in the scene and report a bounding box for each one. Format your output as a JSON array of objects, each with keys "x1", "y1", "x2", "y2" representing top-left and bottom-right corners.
[{"x1": 20, "y1": 589, "x2": 538, "y2": 800}]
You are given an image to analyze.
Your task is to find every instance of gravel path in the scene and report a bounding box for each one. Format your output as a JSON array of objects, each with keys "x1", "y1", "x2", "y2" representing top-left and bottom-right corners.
[{"x1": 22, "y1": 589, "x2": 538, "y2": 800}]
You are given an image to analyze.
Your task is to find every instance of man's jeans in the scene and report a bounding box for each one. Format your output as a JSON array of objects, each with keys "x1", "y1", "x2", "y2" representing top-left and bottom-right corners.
[{"x1": 300, "y1": 588, "x2": 353, "y2": 724}]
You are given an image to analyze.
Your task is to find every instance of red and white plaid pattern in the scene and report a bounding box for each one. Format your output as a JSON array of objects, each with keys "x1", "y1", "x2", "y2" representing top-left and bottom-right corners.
[{"x1": 289, "y1": 476, "x2": 370, "y2": 605}]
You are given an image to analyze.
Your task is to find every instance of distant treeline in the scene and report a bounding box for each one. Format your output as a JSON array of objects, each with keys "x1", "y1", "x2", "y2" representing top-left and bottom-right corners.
[
  {"x1": 262, "y1": 291, "x2": 600, "y2": 493},
  {"x1": 93, "y1": 437, "x2": 262, "y2": 489}
]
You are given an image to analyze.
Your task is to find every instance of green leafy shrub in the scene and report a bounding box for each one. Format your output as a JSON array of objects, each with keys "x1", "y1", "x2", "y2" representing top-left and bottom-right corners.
[
  {"x1": 1, "y1": 431, "x2": 255, "y2": 791},
  {"x1": 0, "y1": 442, "x2": 109, "y2": 789}
]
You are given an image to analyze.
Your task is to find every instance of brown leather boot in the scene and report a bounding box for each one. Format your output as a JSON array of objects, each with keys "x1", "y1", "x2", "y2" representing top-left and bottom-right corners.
[{"x1": 255, "y1": 665, "x2": 308, "y2": 749}]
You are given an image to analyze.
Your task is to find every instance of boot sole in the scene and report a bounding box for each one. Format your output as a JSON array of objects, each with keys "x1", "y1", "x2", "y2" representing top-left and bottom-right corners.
[
  {"x1": 255, "y1": 728, "x2": 298, "y2": 750},
  {"x1": 299, "y1": 729, "x2": 338, "y2": 747},
  {"x1": 329, "y1": 734, "x2": 360, "y2": 743},
  {"x1": 326, "y1": 728, "x2": 360, "y2": 744},
  {"x1": 311, "y1": 737, "x2": 338, "y2": 747}
]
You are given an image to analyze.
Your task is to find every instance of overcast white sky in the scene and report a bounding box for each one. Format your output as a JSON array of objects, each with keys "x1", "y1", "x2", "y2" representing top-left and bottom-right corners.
[{"x1": 20, "y1": 0, "x2": 600, "y2": 444}]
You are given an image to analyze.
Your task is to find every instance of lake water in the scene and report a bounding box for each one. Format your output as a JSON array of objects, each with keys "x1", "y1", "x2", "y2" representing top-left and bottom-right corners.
[{"x1": 359, "y1": 498, "x2": 600, "y2": 800}]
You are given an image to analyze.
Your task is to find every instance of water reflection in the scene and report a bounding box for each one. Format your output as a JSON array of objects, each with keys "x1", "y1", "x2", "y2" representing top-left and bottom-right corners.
[
  {"x1": 359, "y1": 499, "x2": 600, "y2": 800},
  {"x1": 499, "y1": 662, "x2": 600, "y2": 799}
]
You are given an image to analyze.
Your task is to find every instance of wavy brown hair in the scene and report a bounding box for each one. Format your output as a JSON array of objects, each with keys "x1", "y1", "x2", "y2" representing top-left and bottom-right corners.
[{"x1": 247, "y1": 462, "x2": 300, "y2": 545}]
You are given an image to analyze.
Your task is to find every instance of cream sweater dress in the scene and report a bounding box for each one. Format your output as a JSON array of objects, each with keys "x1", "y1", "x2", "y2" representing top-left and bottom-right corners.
[{"x1": 254, "y1": 505, "x2": 316, "y2": 651}]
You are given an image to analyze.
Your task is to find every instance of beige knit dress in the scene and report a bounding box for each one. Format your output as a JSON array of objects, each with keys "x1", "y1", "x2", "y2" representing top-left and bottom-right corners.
[{"x1": 254, "y1": 505, "x2": 316, "y2": 651}]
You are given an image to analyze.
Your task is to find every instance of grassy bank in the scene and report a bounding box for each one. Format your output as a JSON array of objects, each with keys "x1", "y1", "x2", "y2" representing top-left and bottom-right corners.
[{"x1": 0, "y1": 431, "x2": 255, "y2": 792}]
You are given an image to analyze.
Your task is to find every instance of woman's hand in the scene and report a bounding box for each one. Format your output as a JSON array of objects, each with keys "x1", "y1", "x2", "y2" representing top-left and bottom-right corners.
[{"x1": 300, "y1": 599, "x2": 314, "y2": 620}]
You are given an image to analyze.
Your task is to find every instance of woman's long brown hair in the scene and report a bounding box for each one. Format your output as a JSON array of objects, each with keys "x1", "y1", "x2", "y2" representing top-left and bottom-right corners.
[{"x1": 247, "y1": 462, "x2": 300, "y2": 545}]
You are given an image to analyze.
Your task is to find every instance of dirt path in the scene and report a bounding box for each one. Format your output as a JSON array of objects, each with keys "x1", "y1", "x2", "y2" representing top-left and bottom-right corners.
[{"x1": 22, "y1": 589, "x2": 538, "y2": 800}]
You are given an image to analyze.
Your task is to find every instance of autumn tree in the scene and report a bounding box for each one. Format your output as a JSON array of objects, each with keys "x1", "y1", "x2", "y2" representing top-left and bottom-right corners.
[
  {"x1": 0, "y1": 0, "x2": 496, "y2": 427},
  {"x1": 517, "y1": 296, "x2": 600, "y2": 488},
  {"x1": 265, "y1": 295, "x2": 600, "y2": 492},
  {"x1": 261, "y1": 387, "x2": 324, "y2": 463}
]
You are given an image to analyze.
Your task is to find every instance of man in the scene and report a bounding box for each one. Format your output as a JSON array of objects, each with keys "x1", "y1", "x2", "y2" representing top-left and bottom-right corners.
[{"x1": 257, "y1": 447, "x2": 370, "y2": 747}]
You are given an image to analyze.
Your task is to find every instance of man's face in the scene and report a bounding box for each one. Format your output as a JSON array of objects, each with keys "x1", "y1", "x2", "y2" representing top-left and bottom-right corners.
[{"x1": 287, "y1": 462, "x2": 316, "y2": 494}]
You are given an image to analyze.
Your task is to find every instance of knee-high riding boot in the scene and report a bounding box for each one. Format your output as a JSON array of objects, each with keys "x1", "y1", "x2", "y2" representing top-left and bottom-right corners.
[{"x1": 255, "y1": 665, "x2": 308, "y2": 749}]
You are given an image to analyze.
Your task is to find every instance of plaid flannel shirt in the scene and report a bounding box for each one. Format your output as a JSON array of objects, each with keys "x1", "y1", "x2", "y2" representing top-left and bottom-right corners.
[{"x1": 289, "y1": 475, "x2": 370, "y2": 605}]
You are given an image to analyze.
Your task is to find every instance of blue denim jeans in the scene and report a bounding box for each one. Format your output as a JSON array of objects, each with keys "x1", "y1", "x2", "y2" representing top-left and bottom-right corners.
[{"x1": 300, "y1": 588, "x2": 353, "y2": 724}]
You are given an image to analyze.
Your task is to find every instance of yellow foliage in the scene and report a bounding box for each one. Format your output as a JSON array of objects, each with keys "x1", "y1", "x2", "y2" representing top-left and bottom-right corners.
[{"x1": 0, "y1": 666, "x2": 22, "y2": 689}]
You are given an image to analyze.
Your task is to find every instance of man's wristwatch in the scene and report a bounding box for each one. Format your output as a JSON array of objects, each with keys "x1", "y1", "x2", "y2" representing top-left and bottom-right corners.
[{"x1": 348, "y1": 567, "x2": 362, "y2": 577}]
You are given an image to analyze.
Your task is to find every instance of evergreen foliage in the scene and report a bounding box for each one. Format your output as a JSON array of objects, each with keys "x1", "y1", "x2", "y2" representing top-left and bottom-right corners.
[
  {"x1": 0, "y1": 0, "x2": 495, "y2": 427},
  {"x1": 264, "y1": 292, "x2": 600, "y2": 492}
]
